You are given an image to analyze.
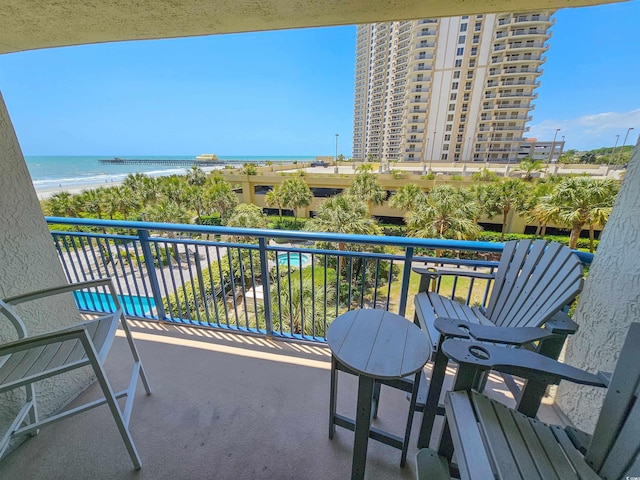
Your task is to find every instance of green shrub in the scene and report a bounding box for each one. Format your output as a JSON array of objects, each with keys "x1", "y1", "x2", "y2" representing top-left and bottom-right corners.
[{"x1": 200, "y1": 214, "x2": 222, "y2": 226}]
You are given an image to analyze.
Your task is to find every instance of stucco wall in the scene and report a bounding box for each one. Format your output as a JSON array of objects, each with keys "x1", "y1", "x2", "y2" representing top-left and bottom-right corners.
[
  {"x1": 556, "y1": 138, "x2": 640, "y2": 433},
  {"x1": 0, "y1": 92, "x2": 94, "y2": 442}
]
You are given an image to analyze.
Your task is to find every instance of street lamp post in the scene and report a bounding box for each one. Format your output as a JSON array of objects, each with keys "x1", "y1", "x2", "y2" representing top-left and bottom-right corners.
[
  {"x1": 611, "y1": 134, "x2": 620, "y2": 163},
  {"x1": 617, "y1": 128, "x2": 635, "y2": 164},
  {"x1": 334, "y1": 134, "x2": 339, "y2": 174},
  {"x1": 548, "y1": 128, "x2": 560, "y2": 163}
]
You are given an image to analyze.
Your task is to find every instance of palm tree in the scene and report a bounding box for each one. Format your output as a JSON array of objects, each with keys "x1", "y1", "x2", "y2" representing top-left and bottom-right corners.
[
  {"x1": 122, "y1": 173, "x2": 148, "y2": 191},
  {"x1": 185, "y1": 185, "x2": 212, "y2": 224},
  {"x1": 348, "y1": 166, "x2": 386, "y2": 213},
  {"x1": 475, "y1": 179, "x2": 528, "y2": 241},
  {"x1": 406, "y1": 185, "x2": 481, "y2": 240},
  {"x1": 280, "y1": 177, "x2": 312, "y2": 225},
  {"x1": 143, "y1": 199, "x2": 189, "y2": 235},
  {"x1": 101, "y1": 187, "x2": 120, "y2": 220},
  {"x1": 539, "y1": 177, "x2": 619, "y2": 250},
  {"x1": 207, "y1": 176, "x2": 239, "y2": 223},
  {"x1": 521, "y1": 176, "x2": 562, "y2": 238},
  {"x1": 307, "y1": 194, "x2": 381, "y2": 270},
  {"x1": 265, "y1": 186, "x2": 285, "y2": 223},
  {"x1": 111, "y1": 186, "x2": 141, "y2": 220},
  {"x1": 46, "y1": 191, "x2": 80, "y2": 217},
  {"x1": 78, "y1": 188, "x2": 104, "y2": 219},
  {"x1": 515, "y1": 158, "x2": 546, "y2": 181},
  {"x1": 266, "y1": 272, "x2": 336, "y2": 336},
  {"x1": 160, "y1": 176, "x2": 188, "y2": 207},
  {"x1": 226, "y1": 204, "x2": 267, "y2": 229},
  {"x1": 389, "y1": 183, "x2": 425, "y2": 213},
  {"x1": 185, "y1": 166, "x2": 207, "y2": 186},
  {"x1": 141, "y1": 176, "x2": 161, "y2": 203}
]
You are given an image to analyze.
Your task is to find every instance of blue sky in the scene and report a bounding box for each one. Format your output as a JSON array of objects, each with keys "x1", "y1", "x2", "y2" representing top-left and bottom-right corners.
[{"x1": 0, "y1": 1, "x2": 638, "y2": 156}]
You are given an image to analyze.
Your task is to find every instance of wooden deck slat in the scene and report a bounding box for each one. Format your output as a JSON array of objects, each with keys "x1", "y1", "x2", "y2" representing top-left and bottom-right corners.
[
  {"x1": 471, "y1": 392, "x2": 524, "y2": 480},
  {"x1": 530, "y1": 417, "x2": 581, "y2": 480},
  {"x1": 485, "y1": 240, "x2": 521, "y2": 318},
  {"x1": 445, "y1": 391, "x2": 495, "y2": 480},
  {"x1": 505, "y1": 253, "x2": 581, "y2": 328},
  {"x1": 550, "y1": 426, "x2": 600, "y2": 480},
  {"x1": 496, "y1": 242, "x2": 560, "y2": 327},
  {"x1": 492, "y1": 240, "x2": 547, "y2": 326},
  {"x1": 491, "y1": 400, "x2": 545, "y2": 480},
  {"x1": 367, "y1": 312, "x2": 408, "y2": 378}
]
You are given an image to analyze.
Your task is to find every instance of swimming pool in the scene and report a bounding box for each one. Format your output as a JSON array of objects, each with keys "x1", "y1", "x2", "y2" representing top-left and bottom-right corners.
[
  {"x1": 277, "y1": 252, "x2": 311, "y2": 268},
  {"x1": 73, "y1": 291, "x2": 156, "y2": 317}
]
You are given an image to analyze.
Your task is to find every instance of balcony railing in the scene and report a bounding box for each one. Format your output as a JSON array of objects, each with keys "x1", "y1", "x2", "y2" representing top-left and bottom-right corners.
[{"x1": 46, "y1": 218, "x2": 593, "y2": 344}]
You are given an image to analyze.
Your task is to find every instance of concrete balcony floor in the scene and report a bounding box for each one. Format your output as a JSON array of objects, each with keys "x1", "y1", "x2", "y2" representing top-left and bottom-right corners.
[{"x1": 0, "y1": 319, "x2": 565, "y2": 480}]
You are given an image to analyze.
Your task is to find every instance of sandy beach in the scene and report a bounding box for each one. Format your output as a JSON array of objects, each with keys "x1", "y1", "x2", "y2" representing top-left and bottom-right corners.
[{"x1": 36, "y1": 180, "x2": 126, "y2": 201}]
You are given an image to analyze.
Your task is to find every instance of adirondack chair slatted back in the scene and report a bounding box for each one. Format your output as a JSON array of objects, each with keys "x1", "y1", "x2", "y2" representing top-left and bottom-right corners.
[
  {"x1": 585, "y1": 322, "x2": 640, "y2": 479},
  {"x1": 484, "y1": 240, "x2": 583, "y2": 329}
]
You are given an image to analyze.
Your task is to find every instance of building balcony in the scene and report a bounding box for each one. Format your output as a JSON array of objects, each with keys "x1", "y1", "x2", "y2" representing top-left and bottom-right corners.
[
  {"x1": 499, "y1": 92, "x2": 537, "y2": 99},
  {"x1": 496, "y1": 103, "x2": 532, "y2": 110},
  {"x1": 512, "y1": 17, "x2": 554, "y2": 26},
  {"x1": 414, "y1": 42, "x2": 436, "y2": 50},
  {"x1": 0, "y1": 216, "x2": 596, "y2": 479},
  {"x1": 507, "y1": 42, "x2": 548, "y2": 51},
  {"x1": 411, "y1": 54, "x2": 434, "y2": 61}
]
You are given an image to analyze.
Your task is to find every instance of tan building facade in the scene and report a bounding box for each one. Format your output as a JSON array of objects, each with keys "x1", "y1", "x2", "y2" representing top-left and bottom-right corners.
[{"x1": 353, "y1": 12, "x2": 554, "y2": 164}]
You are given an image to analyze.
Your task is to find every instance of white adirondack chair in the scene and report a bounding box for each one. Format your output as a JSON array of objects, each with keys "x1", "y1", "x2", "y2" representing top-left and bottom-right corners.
[{"x1": 0, "y1": 278, "x2": 151, "y2": 470}]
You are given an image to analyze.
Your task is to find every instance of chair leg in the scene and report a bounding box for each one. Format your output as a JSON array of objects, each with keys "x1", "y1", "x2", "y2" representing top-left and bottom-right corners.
[
  {"x1": 82, "y1": 335, "x2": 143, "y2": 470},
  {"x1": 118, "y1": 313, "x2": 151, "y2": 396},
  {"x1": 329, "y1": 356, "x2": 338, "y2": 439},
  {"x1": 400, "y1": 371, "x2": 421, "y2": 467},
  {"x1": 26, "y1": 384, "x2": 39, "y2": 437}
]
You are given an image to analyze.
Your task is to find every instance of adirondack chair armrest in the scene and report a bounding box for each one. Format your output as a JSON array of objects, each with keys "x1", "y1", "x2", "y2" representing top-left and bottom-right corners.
[
  {"x1": 434, "y1": 317, "x2": 554, "y2": 345},
  {"x1": 3, "y1": 278, "x2": 116, "y2": 305},
  {"x1": 543, "y1": 310, "x2": 579, "y2": 335},
  {"x1": 441, "y1": 339, "x2": 606, "y2": 388},
  {"x1": 412, "y1": 266, "x2": 494, "y2": 281}
]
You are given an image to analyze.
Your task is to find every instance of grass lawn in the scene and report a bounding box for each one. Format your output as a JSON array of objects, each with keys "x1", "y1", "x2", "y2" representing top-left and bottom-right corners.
[{"x1": 381, "y1": 267, "x2": 491, "y2": 319}]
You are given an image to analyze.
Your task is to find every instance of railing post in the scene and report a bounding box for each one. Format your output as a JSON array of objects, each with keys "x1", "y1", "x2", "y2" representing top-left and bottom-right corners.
[
  {"x1": 398, "y1": 247, "x2": 414, "y2": 317},
  {"x1": 138, "y1": 229, "x2": 167, "y2": 321},
  {"x1": 258, "y1": 237, "x2": 273, "y2": 336}
]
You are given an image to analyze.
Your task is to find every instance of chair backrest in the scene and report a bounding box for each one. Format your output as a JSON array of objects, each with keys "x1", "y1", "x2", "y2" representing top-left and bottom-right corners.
[
  {"x1": 585, "y1": 322, "x2": 640, "y2": 479},
  {"x1": 484, "y1": 239, "x2": 583, "y2": 329}
]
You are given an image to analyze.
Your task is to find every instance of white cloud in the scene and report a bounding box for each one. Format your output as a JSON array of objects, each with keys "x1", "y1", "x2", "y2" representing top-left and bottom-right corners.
[{"x1": 528, "y1": 109, "x2": 640, "y2": 151}]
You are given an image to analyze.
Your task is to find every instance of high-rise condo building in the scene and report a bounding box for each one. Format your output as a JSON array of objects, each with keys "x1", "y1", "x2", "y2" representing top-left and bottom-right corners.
[{"x1": 352, "y1": 12, "x2": 554, "y2": 163}]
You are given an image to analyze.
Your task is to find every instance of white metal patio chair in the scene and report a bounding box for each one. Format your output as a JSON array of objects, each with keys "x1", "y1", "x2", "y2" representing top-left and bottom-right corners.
[{"x1": 0, "y1": 278, "x2": 151, "y2": 470}]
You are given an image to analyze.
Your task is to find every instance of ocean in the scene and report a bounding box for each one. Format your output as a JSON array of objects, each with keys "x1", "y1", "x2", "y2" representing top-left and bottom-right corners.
[{"x1": 25, "y1": 155, "x2": 316, "y2": 193}]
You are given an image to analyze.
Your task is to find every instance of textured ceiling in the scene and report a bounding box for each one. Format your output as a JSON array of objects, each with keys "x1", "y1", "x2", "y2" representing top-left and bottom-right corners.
[{"x1": 0, "y1": 0, "x2": 622, "y2": 54}]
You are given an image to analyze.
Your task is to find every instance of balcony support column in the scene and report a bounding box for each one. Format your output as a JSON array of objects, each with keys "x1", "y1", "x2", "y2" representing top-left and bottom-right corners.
[{"x1": 556, "y1": 137, "x2": 640, "y2": 432}]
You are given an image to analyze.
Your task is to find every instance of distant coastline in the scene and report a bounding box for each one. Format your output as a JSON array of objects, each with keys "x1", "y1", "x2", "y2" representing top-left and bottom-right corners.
[{"x1": 26, "y1": 155, "x2": 315, "y2": 200}]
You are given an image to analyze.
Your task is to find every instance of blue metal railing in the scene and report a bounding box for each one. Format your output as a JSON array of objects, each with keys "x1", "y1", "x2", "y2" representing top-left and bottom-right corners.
[{"x1": 46, "y1": 217, "x2": 594, "y2": 343}]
